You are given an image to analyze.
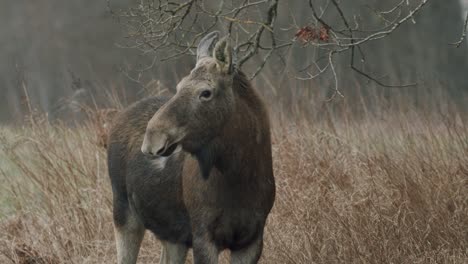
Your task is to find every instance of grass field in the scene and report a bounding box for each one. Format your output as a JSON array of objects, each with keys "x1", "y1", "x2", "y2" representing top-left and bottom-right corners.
[{"x1": 0, "y1": 104, "x2": 467, "y2": 263}]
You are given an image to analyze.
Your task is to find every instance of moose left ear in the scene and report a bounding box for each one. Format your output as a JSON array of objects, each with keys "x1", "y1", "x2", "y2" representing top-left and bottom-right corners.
[
  {"x1": 213, "y1": 37, "x2": 235, "y2": 74},
  {"x1": 197, "y1": 31, "x2": 219, "y2": 63}
]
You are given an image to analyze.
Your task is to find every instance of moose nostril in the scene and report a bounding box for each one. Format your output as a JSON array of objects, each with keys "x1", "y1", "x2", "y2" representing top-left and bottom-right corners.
[{"x1": 156, "y1": 147, "x2": 165, "y2": 156}]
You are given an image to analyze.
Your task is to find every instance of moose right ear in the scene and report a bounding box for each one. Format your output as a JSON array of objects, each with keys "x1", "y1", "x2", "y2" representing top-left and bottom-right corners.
[
  {"x1": 197, "y1": 31, "x2": 220, "y2": 62},
  {"x1": 213, "y1": 36, "x2": 234, "y2": 74}
]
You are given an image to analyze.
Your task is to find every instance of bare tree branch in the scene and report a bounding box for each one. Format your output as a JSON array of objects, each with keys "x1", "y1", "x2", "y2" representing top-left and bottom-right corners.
[
  {"x1": 111, "y1": 0, "x2": 435, "y2": 99},
  {"x1": 451, "y1": 12, "x2": 468, "y2": 48}
]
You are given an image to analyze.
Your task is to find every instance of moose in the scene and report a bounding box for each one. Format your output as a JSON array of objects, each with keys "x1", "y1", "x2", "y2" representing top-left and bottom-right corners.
[{"x1": 107, "y1": 32, "x2": 275, "y2": 264}]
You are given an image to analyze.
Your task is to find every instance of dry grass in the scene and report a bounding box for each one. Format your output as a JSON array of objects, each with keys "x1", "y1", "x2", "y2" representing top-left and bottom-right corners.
[{"x1": 0, "y1": 105, "x2": 467, "y2": 263}]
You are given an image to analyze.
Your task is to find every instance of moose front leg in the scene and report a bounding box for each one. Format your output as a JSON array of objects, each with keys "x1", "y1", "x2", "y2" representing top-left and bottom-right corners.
[
  {"x1": 159, "y1": 240, "x2": 188, "y2": 264},
  {"x1": 113, "y1": 213, "x2": 145, "y2": 264},
  {"x1": 230, "y1": 233, "x2": 264, "y2": 264},
  {"x1": 192, "y1": 231, "x2": 219, "y2": 264}
]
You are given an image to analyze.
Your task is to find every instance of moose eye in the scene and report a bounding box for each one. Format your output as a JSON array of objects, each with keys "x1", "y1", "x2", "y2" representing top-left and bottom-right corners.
[{"x1": 199, "y1": 90, "x2": 212, "y2": 100}]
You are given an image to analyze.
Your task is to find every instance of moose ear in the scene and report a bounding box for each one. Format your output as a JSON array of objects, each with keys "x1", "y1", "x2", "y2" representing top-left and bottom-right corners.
[
  {"x1": 197, "y1": 31, "x2": 219, "y2": 62},
  {"x1": 213, "y1": 36, "x2": 235, "y2": 74}
]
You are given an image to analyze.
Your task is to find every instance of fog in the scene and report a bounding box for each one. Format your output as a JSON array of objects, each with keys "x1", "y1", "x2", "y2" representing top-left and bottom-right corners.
[{"x1": 1, "y1": 0, "x2": 467, "y2": 122}]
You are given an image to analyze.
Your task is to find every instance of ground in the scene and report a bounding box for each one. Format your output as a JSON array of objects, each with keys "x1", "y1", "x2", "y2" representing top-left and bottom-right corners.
[{"x1": 0, "y1": 108, "x2": 467, "y2": 263}]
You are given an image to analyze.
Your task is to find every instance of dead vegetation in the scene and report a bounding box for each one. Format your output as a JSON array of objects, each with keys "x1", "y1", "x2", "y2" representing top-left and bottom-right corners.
[{"x1": 0, "y1": 102, "x2": 467, "y2": 263}]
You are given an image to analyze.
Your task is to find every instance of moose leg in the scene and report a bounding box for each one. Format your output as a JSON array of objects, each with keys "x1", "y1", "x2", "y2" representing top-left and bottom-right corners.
[
  {"x1": 113, "y1": 204, "x2": 145, "y2": 264},
  {"x1": 159, "y1": 240, "x2": 188, "y2": 264},
  {"x1": 230, "y1": 236, "x2": 263, "y2": 264},
  {"x1": 192, "y1": 233, "x2": 219, "y2": 264}
]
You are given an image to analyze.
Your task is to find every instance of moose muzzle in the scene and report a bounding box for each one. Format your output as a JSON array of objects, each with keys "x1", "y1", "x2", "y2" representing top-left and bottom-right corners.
[{"x1": 141, "y1": 132, "x2": 179, "y2": 158}]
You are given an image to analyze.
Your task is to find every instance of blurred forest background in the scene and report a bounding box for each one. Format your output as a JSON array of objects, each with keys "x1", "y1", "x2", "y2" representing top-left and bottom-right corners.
[{"x1": 1, "y1": 0, "x2": 468, "y2": 123}]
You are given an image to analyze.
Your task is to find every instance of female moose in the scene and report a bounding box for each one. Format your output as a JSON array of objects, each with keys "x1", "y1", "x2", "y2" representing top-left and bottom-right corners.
[{"x1": 107, "y1": 32, "x2": 275, "y2": 264}]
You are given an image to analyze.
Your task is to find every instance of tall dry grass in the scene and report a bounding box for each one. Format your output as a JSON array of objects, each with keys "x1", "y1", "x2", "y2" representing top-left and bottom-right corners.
[{"x1": 0, "y1": 100, "x2": 467, "y2": 263}]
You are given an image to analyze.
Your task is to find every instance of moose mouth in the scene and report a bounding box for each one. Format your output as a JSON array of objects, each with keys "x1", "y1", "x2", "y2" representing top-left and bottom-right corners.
[{"x1": 157, "y1": 142, "x2": 179, "y2": 157}]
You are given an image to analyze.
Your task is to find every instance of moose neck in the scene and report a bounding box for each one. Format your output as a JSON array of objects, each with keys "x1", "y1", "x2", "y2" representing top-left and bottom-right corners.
[{"x1": 194, "y1": 73, "x2": 272, "y2": 181}]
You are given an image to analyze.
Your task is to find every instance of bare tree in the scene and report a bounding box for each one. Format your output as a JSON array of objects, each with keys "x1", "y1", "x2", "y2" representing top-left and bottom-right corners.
[{"x1": 109, "y1": 0, "x2": 468, "y2": 99}]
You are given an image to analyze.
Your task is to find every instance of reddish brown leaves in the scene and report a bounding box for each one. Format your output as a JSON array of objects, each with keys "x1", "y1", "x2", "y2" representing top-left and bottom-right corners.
[
  {"x1": 295, "y1": 25, "x2": 330, "y2": 43},
  {"x1": 319, "y1": 26, "x2": 330, "y2": 42}
]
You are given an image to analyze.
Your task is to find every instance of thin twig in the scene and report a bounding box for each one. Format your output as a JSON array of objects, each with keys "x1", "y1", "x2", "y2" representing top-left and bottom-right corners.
[{"x1": 451, "y1": 12, "x2": 468, "y2": 48}]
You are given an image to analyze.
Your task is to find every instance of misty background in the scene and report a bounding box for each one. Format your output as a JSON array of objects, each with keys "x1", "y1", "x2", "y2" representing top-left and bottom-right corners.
[{"x1": 1, "y1": 0, "x2": 468, "y2": 122}]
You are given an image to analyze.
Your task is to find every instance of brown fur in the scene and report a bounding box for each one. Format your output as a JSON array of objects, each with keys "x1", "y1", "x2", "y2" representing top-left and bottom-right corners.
[{"x1": 108, "y1": 33, "x2": 275, "y2": 264}]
